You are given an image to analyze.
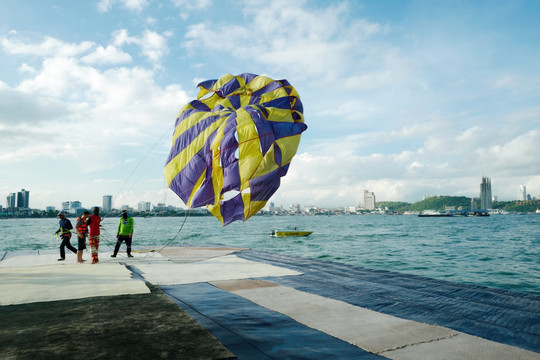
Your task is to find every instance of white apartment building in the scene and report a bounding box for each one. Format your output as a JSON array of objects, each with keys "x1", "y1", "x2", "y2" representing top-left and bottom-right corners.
[
  {"x1": 364, "y1": 190, "x2": 376, "y2": 210},
  {"x1": 517, "y1": 185, "x2": 527, "y2": 201}
]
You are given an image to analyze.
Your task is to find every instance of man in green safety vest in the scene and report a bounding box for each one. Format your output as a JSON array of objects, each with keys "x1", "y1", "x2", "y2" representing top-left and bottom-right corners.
[{"x1": 111, "y1": 209, "x2": 134, "y2": 258}]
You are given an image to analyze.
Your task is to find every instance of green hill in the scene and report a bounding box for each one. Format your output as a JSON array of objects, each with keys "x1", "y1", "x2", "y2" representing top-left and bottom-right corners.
[
  {"x1": 376, "y1": 197, "x2": 540, "y2": 213},
  {"x1": 376, "y1": 201, "x2": 410, "y2": 212},
  {"x1": 405, "y1": 196, "x2": 471, "y2": 211},
  {"x1": 504, "y1": 201, "x2": 540, "y2": 213},
  {"x1": 377, "y1": 196, "x2": 471, "y2": 212}
]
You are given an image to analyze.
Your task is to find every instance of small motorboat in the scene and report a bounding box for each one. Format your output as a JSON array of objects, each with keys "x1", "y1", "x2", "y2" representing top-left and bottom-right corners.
[{"x1": 270, "y1": 228, "x2": 313, "y2": 237}]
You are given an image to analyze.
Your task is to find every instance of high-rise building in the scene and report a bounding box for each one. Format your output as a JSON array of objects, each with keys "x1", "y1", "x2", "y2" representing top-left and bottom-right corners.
[
  {"x1": 6, "y1": 193, "x2": 16, "y2": 210},
  {"x1": 62, "y1": 201, "x2": 70, "y2": 211},
  {"x1": 364, "y1": 190, "x2": 376, "y2": 210},
  {"x1": 517, "y1": 185, "x2": 527, "y2": 201},
  {"x1": 103, "y1": 195, "x2": 113, "y2": 213},
  {"x1": 70, "y1": 201, "x2": 82, "y2": 212},
  {"x1": 16, "y1": 189, "x2": 29, "y2": 209},
  {"x1": 138, "y1": 201, "x2": 151, "y2": 212},
  {"x1": 479, "y1": 177, "x2": 492, "y2": 209},
  {"x1": 290, "y1": 203, "x2": 301, "y2": 213}
]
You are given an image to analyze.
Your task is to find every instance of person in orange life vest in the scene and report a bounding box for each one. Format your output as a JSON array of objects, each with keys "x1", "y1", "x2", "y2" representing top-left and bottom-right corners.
[
  {"x1": 75, "y1": 211, "x2": 90, "y2": 263},
  {"x1": 56, "y1": 211, "x2": 76, "y2": 261},
  {"x1": 86, "y1": 207, "x2": 102, "y2": 264}
]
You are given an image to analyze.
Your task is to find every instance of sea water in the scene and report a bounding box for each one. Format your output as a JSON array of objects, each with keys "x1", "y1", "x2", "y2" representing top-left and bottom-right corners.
[{"x1": 1, "y1": 214, "x2": 539, "y2": 295}]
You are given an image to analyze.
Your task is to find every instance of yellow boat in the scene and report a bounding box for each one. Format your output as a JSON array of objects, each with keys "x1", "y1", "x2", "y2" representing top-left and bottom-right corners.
[{"x1": 271, "y1": 229, "x2": 313, "y2": 237}]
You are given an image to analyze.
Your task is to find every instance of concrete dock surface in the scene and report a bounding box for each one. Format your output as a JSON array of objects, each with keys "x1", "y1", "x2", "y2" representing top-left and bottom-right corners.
[{"x1": 1, "y1": 246, "x2": 539, "y2": 359}]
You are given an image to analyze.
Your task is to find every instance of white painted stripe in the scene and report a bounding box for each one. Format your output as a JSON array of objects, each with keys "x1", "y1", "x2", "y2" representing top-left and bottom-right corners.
[{"x1": 220, "y1": 284, "x2": 539, "y2": 360}]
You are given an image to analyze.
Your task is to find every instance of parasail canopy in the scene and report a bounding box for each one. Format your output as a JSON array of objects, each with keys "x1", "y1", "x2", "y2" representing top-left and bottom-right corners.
[{"x1": 164, "y1": 73, "x2": 307, "y2": 225}]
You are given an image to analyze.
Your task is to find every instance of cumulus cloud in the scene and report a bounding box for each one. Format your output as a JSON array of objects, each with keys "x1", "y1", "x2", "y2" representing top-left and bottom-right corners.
[
  {"x1": 81, "y1": 45, "x2": 132, "y2": 65},
  {"x1": 182, "y1": 1, "x2": 386, "y2": 81},
  {"x1": 273, "y1": 122, "x2": 540, "y2": 205},
  {"x1": 19, "y1": 63, "x2": 36, "y2": 74},
  {"x1": 2, "y1": 1, "x2": 539, "y2": 208},
  {"x1": 97, "y1": 0, "x2": 149, "y2": 13},
  {"x1": 481, "y1": 130, "x2": 540, "y2": 175},
  {"x1": 172, "y1": 0, "x2": 213, "y2": 11},
  {"x1": 1, "y1": 35, "x2": 94, "y2": 57},
  {"x1": 112, "y1": 29, "x2": 170, "y2": 62},
  {"x1": 0, "y1": 82, "x2": 74, "y2": 125},
  {"x1": 0, "y1": 142, "x2": 91, "y2": 164},
  {"x1": 0, "y1": 31, "x2": 189, "y2": 181}
]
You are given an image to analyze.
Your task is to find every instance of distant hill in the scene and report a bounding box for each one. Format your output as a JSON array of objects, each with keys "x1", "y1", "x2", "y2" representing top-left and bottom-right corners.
[
  {"x1": 377, "y1": 197, "x2": 540, "y2": 213},
  {"x1": 503, "y1": 201, "x2": 540, "y2": 213},
  {"x1": 377, "y1": 196, "x2": 471, "y2": 211},
  {"x1": 405, "y1": 196, "x2": 471, "y2": 211},
  {"x1": 375, "y1": 201, "x2": 410, "y2": 212}
]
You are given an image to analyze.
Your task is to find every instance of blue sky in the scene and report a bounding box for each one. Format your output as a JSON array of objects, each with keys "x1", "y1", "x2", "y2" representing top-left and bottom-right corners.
[{"x1": 1, "y1": 0, "x2": 539, "y2": 210}]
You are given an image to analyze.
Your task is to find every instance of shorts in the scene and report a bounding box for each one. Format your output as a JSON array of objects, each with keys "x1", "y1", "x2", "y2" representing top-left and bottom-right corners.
[{"x1": 77, "y1": 236, "x2": 87, "y2": 251}]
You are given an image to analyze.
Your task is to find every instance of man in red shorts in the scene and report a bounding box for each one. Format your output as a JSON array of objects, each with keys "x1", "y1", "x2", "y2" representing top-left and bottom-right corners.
[{"x1": 87, "y1": 207, "x2": 102, "y2": 264}]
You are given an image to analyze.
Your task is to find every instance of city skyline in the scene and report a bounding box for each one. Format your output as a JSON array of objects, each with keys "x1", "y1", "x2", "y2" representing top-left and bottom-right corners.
[
  {"x1": 1, "y1": 1, "x2": 539, "y2": 209},
  {"x1": 4, "y1": 179, "x2": 539, "y2": 213}
]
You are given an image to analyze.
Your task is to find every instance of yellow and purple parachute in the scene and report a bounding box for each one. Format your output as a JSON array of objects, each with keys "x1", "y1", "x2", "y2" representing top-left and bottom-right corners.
[{"x1": 164, "y1": 73, "x2": 307, "y2": 225}]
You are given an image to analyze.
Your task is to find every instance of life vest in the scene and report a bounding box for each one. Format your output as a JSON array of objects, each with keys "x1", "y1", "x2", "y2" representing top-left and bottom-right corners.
[{"x1": 76, "y1": 217, "x2": 87, "y2": 234}]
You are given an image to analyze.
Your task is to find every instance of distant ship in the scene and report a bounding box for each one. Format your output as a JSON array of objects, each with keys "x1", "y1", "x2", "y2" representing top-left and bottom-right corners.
[
  {"x1": 418, "y1": 210, "x2": 452, "y2": 217},
  {"x1": 418, "y1": 210, "x2": 490, "y2": 217}
]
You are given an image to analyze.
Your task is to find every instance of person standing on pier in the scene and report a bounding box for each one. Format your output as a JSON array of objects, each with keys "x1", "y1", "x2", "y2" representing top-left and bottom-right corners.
[
  {"x1": 111, "y1": 209, "x2": 134, "y2": 258},
  {"x1": 87, "y1": 207, "x2": 102, "y2": 264},
  {"x1": 75, "y1": 211, "x2": 90, "y2": 263},
  {"x1": 56, "y1": 211, "x2": 76, "y2": 261}
]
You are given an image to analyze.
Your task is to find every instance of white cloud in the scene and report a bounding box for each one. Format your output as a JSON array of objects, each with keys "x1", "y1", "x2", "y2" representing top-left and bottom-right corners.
[
  {"x1": 455, "y1": 126, "x2": 481, "y2": 142},
  {"x1": 0, "y1": 142, "x2": 89, "y2": 164},
  {"x1": 272, "y1": 124, "x2": 540, "y2": 206},
  {"x1": 19, "y1": 63, "x2": 36, "y2": 74},
  {"x1": 112, "y1": 29, "x2": 169, "y2": 62},
  {"x1": 1, "y1": 35, "x2": 94, "y2": 57},
  {"x1": 97, "y1": 0, "x2": 149, "y2": 13},
  {"x1": 172, "y1": 0, "x2": 213, "y2": 11},
  {"x1": 409, "y1": 161, "x2": 424, "y2": 170},
  {"x1": 0, "y1": 84, "x2": 75, "y2": 125},
  {"x1": 81, "y1": 45, "x2": 132, "y2": 65},
  {"x1": 182, "y1": 1, "x2": 385, "y2": 81},
  {"x1": 17, "y1": 56, "x2": 96, "y2": 97},
  {"x1": 2, "y1": 1, "x2": 539, "y2": 209},
  {"x1": 0, "y1": 32, "x2": 189, "y2": 181},
  {"x1": 481, "y1": 130, "x2": 540, "y2": 175}
]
